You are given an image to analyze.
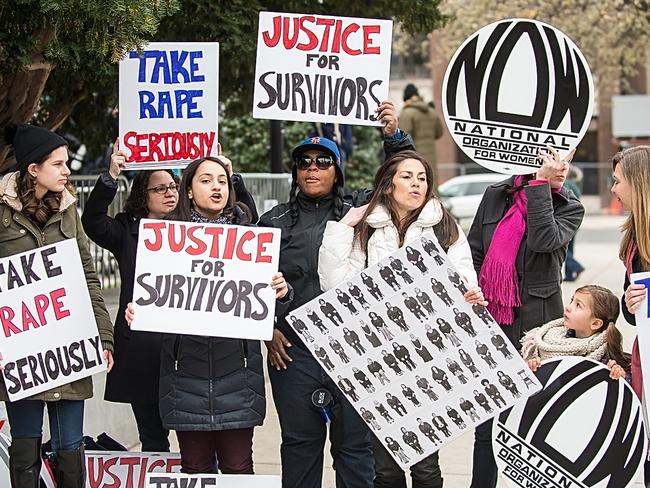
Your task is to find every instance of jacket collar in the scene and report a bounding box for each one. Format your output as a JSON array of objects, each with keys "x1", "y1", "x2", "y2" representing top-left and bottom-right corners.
[
  {"x1": 366, "y1": 199, "x2": 443, "y2": 229},
  {"x1": 297, "y1": 191, "x2": 333, "y2": 210},
  {"x1": 489, "y1": 175, "x2": 572, "y2": 203},
  {"x1": 0, "y1": 171, "x2": 77, "y2": 213}
]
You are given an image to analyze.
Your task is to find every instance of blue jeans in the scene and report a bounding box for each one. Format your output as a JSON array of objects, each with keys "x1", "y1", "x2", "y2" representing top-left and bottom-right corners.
[
  {"x1": 269, "y1": 345, "x2": 374, "y2": 488},
  {"x1": 5, "y1": 400, "x2": 84, "y2": 452}
]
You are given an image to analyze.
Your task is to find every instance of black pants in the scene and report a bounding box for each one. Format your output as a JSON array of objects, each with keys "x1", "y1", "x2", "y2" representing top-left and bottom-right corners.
[
  {"x1": 373, "y1": 436, "x2": 443, "y2": 488},
  {"x1": 470, "y1": 420, "x2": 497, "y2": 488},
  {"x1": 131, "y1": 402, "x2": 170, "y2": 452}
]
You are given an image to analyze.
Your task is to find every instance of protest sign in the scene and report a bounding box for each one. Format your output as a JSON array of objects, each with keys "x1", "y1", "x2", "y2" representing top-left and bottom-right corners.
[
  {"x1": 442, "y1": 19, "x2": 594, "y2": 174},
  {"x1": 253, "y1": 12, "x2": 392, "y2": 126},
  {"x1": 493, "y1": 357, "x2": 646, "y2": 487},
  {"x1": 87, "y1": 451, "x2": 182, "y2": 488},
  {"x1": 0, "y1": 239, "x2": 106, "y2": 401},
  {"x1": 146, "y1": 473, "x2": 281, "y2": 487},
  {"x1": 131, "y1": 219, "x2": 281, "y2": 340},
  {"x1": 119, "y1": 42, "x2": 219, "y2": 169},
  {"x1": 288, "y1": 237, "x2": 541, "y2": 467}
]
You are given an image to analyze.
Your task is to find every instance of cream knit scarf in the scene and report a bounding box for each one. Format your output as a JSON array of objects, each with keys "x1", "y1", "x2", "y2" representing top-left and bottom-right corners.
[{"x1": 521, "y1": 318, "x2": 607, "y2": 362}]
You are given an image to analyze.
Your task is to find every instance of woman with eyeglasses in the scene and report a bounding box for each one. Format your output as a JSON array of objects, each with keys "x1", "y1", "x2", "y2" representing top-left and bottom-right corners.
[
  {"x1": 82, "y1": 141, "x2": 258, "y2": 453},
  {"x1": 259, "y1": 101, "x2": 415, "y2": 488}
]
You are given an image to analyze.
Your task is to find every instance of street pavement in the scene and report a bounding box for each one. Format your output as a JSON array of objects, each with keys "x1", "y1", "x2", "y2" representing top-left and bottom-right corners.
[{"x1": 92, "y1": 203, "x2": 644, "y2": 487}]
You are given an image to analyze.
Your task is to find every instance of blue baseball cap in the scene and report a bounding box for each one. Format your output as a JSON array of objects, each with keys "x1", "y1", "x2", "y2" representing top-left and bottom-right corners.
[{"x1": 291, "y1": 136, "x2": 341, "y2": 165}]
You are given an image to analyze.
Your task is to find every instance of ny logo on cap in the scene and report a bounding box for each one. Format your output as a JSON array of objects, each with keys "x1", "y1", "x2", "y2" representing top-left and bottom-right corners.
[{"x1": 310, "y1": 137, "x2": 321, "y2": 143}]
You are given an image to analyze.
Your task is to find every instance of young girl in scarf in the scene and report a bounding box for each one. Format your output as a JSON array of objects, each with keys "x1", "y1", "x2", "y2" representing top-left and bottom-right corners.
[{"x1": 521, "y1": 285, "x2": 629, "y2": 380}]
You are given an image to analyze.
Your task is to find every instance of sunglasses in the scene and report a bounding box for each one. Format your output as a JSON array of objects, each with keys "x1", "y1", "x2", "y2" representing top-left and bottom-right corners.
[
  {"x1": 147, "y1": 183, "x2": 180, "y2": 195},
  {"x1": 294, "y1": 155, "x2": 335, "y2": 171}
]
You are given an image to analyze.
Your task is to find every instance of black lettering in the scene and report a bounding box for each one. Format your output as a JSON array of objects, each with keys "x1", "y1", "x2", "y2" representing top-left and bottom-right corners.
[
  {"x1": 69, "y1": 342, "x2": 84, "y2": 372},
  {"x1": 250, "y1": 282, "x2": 270, "y2": 320},
  {"x1": 217, "y1": 281, "x2": 238, "y2": 313},
  {"x1": 256, "y1": 71, "x2": 278, "y2": 109},
  {"x1": 234, "y1": 280, "x2": 253, "y2": 318},
  {"x1": 3, "y1": 362, "x2": 21, "y2": 394},
  {"x1": 20, "y1": 253, "x2": 41, "y2": 284},
  {"x1": 41, "y1": 247, "x2": 62, "y2": 278},
  {"x1": 134, "y1": 273, "x2": 158, "y2": 306}
]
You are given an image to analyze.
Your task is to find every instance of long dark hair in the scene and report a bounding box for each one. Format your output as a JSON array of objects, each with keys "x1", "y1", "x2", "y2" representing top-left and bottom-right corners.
[
  {"x1": 354, "y1": 150, "x2": 458, "y2": 252},
  {"x1": 124, "y1": 170, "x2": 180, "y2": 219},
  {"x1": 576, "y1": 285, "x2": 630, "y2": 371},
  {"x1": 167, "y1": 157, "x2": 249, "y2": 223}
]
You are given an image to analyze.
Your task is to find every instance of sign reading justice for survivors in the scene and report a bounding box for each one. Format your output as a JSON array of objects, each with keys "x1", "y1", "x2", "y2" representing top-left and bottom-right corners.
[
  {"x1": 119, "y1": 42, "x2": 219, "y2": 169},
  {"x1": 0, "y1": 240, "x2": 106, "y2": 401},
  {"x1": 253, "y1": 12, "x2": 392, "y2": 126},
  {"x1": 131, "y1": 219, "x2": 281, "y2": 340},
  {"x1": 442, "y1": 19, "x2": 594, "y2": 174}
]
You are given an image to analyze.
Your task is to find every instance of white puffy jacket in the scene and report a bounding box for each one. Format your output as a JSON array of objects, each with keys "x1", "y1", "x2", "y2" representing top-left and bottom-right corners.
[{"x1": 318, "y1": 199, "x2": 477, "y2": 291}]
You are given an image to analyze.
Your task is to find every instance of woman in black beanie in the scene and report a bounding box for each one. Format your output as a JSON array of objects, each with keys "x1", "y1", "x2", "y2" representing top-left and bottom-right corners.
[{"x1": 0, "y1": 123, "x2": 114, "y2": 488}]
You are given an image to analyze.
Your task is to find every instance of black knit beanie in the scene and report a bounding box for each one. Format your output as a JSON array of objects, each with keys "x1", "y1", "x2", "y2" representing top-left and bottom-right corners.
[
  {"x1": 403, "y1": 83, "x2": 419, "y2": 101},
  {"x1": 3, "y1": 123, "x2": 68, "y2": 174}
]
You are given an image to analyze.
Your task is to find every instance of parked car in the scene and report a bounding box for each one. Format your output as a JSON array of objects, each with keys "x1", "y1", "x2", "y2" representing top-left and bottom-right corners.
[{"x1": 438, "y1": 173, "x2": 506, "y2": 230}]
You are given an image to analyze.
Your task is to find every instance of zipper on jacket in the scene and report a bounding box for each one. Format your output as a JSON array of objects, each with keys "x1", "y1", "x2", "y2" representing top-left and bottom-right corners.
[
  {"x1": 209, "y1": 339, "x2": 215, "y2": 425},
  {"x1": 242, "y1": 340, "x2": 248, "y2": 368}
]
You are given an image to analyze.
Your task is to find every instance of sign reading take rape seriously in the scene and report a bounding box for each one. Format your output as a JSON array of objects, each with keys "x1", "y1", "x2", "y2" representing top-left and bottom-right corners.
[
  {"x1": 131, "y1": 219, "x2": 281, "y2": 340},
  {"x1": 0, "y1": 239, "x2": 106, "y2": 401},
  {"x1": 119, "y1": 42, "x2": 219, "y2": 169},
  {"x1": 253, "y1": 12, "x2": 392, "y2": 126}
]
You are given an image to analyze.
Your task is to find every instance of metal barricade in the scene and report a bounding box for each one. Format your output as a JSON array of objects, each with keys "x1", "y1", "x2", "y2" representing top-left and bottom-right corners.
[
  {"x1": 70, "y1": 175, "x2": 130, "y2": 289},
  {"x1": 240, "y1": 173, "x2": 293, "y2": 214}
]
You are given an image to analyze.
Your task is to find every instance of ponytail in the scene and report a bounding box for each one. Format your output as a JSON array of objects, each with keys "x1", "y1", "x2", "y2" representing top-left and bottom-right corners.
[{"x1": 604, "y1": 323, "x2": 631, "y2": 371}]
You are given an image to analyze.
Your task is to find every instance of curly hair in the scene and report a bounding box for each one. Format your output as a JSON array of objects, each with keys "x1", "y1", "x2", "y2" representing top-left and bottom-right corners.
[{"x1": 123, "y1": 170, "x2": 180, "y2": 219}]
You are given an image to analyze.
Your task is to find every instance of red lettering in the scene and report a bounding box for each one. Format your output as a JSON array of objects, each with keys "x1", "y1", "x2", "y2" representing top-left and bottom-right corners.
[
  {"x1": 200, "y1": 131, "x2": 216, "y2": 158},
  {"x1": 223, "y1": 227, "x2": 239, "y2": 260},
  {"x1": 34, "y1": 294, "x2": 49, "y2": 326},
  {"x1": 262, "y1": 15, "x2": 282, "y2": 47},
  {"x1": 149, "y1": 132, "x2": 164, "y2": 161},
  {"x1": 332, "y1": 20, "x2": 343, "y2": 53},
  {"x1": 1, "y1": 306, "x2": 18, "y2": 337},
  {"x1": 50, "y1": 288, "x2": 70, "y2": 320},
  {"x1": 143, "y1": 222, "x2": 166, "y2": 251},
  {"x1": 204, "y1": 226, "x2": 224, "y2": 258},
  {"x1": 316, "y1": 18, "x2": 336, "y2": 52},
  {"x1": 21, "y1": 303, "x2": 39, "y2": 331},
  {"x1": 139, "y1": 457, "x2": 149, "y2": 486},
  {"x1": 120, "y1": 456, "x2": 140, "y2": 488},
  {"x1": 123, "y1": 131, "x2": 143, "y2": 163},
  {"x1": 282, "y1": 16, "x2": 300, "y2": 49},
  {"x1": 167, "y1": 458, "x2": 182, "y2": 472},
  {"x1": 102, "y1": 456, "x2": 121, "y2": 488},
  {"x1": 186, "y1": 225, "x2": 208, "y2": 255},
  {"x1": 87, "y1": 457, "x2": 102, "y2": 488},
  {"x1": 235, "y1": 230, "x2": 255, "y2": 261},
  {"x1": 342, "y1": 23, "x2": 361, "y2": 55},
  {"x1": 168, "y1": 223, "x2": 187, "y2": 252},
  {"x1": 148, "y1": 459, "x2": 165, "y2": 471},
  {"x1": 256, "y1": 232, "x2": 274, "y2": 263},
  {"x1": 297, "y1": 16, "x2": 319, "y2": 50},
  {"x1": 363, "y1": 25, "x2": 381, "y2": 54}
]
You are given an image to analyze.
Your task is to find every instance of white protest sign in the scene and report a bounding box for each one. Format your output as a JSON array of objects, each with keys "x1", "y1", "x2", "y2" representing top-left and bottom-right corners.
[
  {"x1": 288, "y1": 237, "x2": 541, "y2": 468},
  {"x1": 0, "y1": 239, "x2": 106, "y2": 401},
  {"x1": 119, "y1": 42, "x2": 219, "y2": 169},
  {"x1": 146, "y1": 473, "x2": 281, "y2": 487},
  {"x1": 493, "y1": 357, "x2": 646, "y2": 487},
  {"x1": 253, "y1": 12, "x2": 392, "y2": 126},
  {"x1": 442, "y1": 19, "x2": 594, "y2": 174},
  {"x1": 86, "y1": 451, "x2": 182, "y2": 488},
  {"x1": 632, "y1": 271, "x2": 650, "y2": 408},
  {"x1": 131, "y1": 219, "x2": 281, "y2": 340}
]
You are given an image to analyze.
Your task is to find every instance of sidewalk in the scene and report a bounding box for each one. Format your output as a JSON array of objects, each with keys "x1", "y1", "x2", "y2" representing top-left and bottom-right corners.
[{"x1": 91, "y1": 212, "x2": 643, "y2": 487}]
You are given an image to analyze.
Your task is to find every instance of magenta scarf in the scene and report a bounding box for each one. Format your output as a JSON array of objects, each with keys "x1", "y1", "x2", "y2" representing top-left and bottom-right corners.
[{"x1": 479, "y1": 176, "x2": 527, "y2": 325}]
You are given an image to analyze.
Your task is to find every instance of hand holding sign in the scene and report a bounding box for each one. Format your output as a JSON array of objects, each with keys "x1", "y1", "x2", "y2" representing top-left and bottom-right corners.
[
  {"x1": 215, "y1": 143, "x2": 233, "y2": 177},
  {"x1": 375, "y1": 100, "x2": 398, "y2": 136},
  {"x1": 625, "y1": 282, "x2": 647, "y2": 314},
  {"x1": 535, "y1": 146, "x2": 574, "y2": 189},
  {"x1": 109, "y1": 139, "x2": 128, "y2": 179},
  {"x1": 270, "y1": 272, "x2": 288, "y2": 299}
]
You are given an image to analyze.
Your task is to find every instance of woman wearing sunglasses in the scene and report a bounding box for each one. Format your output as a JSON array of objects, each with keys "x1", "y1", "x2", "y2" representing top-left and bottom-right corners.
[
  {"x1": 81, "y1": 142, "x2": 257, "y2": 453},
  {"x1": 259, "y1": 101, "x2": 414, "y2": 488}
]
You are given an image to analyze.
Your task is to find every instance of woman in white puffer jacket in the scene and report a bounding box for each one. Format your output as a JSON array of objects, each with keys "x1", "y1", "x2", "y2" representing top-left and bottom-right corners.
[{"x1": 318, "y1": 149, "x2": 486, "y2": 488}]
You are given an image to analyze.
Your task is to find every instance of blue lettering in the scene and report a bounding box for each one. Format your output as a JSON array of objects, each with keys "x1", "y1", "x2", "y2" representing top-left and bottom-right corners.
[
  {"x1": 151, "y1": 51, "x2": 171, "y2": 84},
  {"x1": 139, "y1": 91, "x2": 157, "y2": 118},
  {"x1": 189, "y1": 51, "x2": 205, "y2": 82},
  {"x1": 634, "y1": 277, "x2": 650, "y2": 318},
  {"x1": 170, "y1": 50, "x2": 190, "y2": 83},
  {"x1": 177, "y1": 90, "x2": 203, "y2": 118}
]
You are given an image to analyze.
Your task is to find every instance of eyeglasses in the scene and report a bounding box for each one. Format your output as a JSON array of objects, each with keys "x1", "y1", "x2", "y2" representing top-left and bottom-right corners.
[
  {"x1": 294, "y1": 155, "x2": 335, "y2": 171},
  {"x1": 147, "y1": 183, "x2": 180, "y2": 195}
]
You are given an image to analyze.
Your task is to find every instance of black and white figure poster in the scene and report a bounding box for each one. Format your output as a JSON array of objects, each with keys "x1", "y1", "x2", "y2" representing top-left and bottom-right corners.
[
  {"x1": 288, "y1": 237, "x2": 541, "y2": 468},
  {"x1": 493, "y1": 357, "x2": 646, "y2": 487},
  {"x1": 442, "y1": 19, "x2": 594, "y2": 175}
]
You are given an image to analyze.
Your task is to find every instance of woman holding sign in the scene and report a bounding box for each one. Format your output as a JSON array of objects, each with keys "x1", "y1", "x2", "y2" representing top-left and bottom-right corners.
[
  {"x1": 82, "y1": 142, "x2": 257, "y2": 453},
  {"x1": 125, "y1": 155, "x2": 290, "y2": 474},
  {"x1": 466, "y1": 147, "x2": 584, "y2": 488},
  {"x1": 318, "y1": 149, "x2": 484, "y2": 488},
  {"x1": 610, "y1": 146, "x2": 650, "y2": 485},
  {"x1": 0, "y1": 123, "x2": 114, "y2": 488},
  {"x1": 260, "y1": 101, "x2": 414, "y2": 488}
]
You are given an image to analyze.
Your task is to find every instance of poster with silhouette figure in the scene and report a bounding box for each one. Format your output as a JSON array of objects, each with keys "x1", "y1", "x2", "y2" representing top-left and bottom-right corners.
[{"x1": 287, "y1": 236, "x2": 541, "y2": 468}]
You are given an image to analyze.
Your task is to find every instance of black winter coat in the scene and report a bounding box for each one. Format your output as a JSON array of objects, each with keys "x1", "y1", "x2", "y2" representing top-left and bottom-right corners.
[
  {"x1": 81, "y1": 173, "x2": 258, "y2": 404},
  {"x1": 258, "y1": 134, "x2": 414, "y2": 348},
  {"x1": 467, "y1": 177, "x2": 584, "y2": 346}
]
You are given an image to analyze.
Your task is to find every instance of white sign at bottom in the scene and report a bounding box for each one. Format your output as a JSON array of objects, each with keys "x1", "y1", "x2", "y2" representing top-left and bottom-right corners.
[
  {"x1": 146, "y1": 473, "x2": 281, "y2": 487},
  {"x1": 493, "y1": 357, "x2": 646, "y2": 488}
]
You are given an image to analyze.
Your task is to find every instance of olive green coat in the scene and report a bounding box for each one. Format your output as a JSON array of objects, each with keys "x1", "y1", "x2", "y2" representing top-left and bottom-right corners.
[{"x1": 0, "y1": 172, "x2": 113, "y2": 402}]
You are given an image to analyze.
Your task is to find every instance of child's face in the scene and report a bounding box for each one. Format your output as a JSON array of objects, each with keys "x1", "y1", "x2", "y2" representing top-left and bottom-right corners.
[{"x1": 564, "y1": 291, "x2": 601, "y2": 337}]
